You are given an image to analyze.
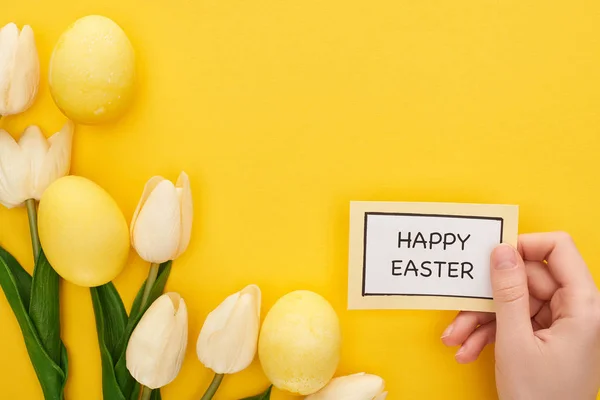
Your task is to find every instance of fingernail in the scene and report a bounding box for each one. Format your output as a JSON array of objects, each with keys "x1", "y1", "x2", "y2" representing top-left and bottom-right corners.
[
  {"x1": 441, "y1": 324, "x2": 454, "y2": 339},
  {"x1": 492, "y1": 244, "x2": 517, "y2": 270},
  {"x1": 455, "y1": 345, "x2": 466, "y2": 358}
]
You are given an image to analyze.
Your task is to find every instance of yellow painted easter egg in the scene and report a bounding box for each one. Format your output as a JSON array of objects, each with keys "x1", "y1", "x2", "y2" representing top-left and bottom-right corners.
[
  {"x1": 258, "y1": 290, "x2": 341, "y2": 395},
  {"x1": 49, "y1": 15, "x2": 135, "y2": 125},
  {"x1": 38, "y1": 176, "x2": 130, "y2": 287}
]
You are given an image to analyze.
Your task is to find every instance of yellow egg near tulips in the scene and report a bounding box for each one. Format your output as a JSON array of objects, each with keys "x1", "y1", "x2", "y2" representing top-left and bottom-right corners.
[
  {"x1": 258, "y1": 290, "x2": 341, "y2": 396},
  {"x1": 49, "y1": 15, "x2": 135, "y2": 125},
  {"x1": 38, "y1": 175, "x2": 130, "y2": 287}
]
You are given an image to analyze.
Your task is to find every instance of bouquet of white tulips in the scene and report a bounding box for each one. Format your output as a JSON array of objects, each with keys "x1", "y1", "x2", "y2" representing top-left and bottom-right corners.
[{"x1": 0, "y1": 16, "x2": 388, "y2": 400}]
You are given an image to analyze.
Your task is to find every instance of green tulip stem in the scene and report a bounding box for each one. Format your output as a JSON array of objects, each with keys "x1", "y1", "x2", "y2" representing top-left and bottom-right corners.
[
  {"x1": 200, "y1": 374, "x2": 224, "y2": 400},
  {"x1": 140, "y1": 385, "x2": 152, "y2": 400},
  {"x1": 140, "y1": 262, "x2": 160, "y2": 308},
  {"x1": 25, "y1": 199, "x2": 40, "y2": 264}
]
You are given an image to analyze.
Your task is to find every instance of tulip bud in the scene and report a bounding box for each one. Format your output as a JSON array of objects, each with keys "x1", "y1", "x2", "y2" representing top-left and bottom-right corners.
[
  {"x1": 0, "y1": 23, "x2": 40, "y2": 116},
  {"x1": 305, "y1": 373, "x2": 387, "y2": 400},
  {"x1": 130, "y1": 172, "x2": 193, "y2": 263},
  {"x1": 197, "y1": 284, "x2": 261, "y2": 374},
  {"x1": 0, "y1": 121, "x2": 73, "y2": 208},
  {"x1": 126, "y1": 292, "x2": 188, "y2": 389}
]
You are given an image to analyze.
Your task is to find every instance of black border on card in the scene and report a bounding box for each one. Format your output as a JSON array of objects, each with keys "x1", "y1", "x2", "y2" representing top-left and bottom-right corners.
[{"x1": 361, "y1": 212, "x2": 504, "y2": 299}]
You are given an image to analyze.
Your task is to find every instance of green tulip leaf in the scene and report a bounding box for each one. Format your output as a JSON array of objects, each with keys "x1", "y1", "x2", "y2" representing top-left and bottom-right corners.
[
  {"x1": 0, "y1": 246, "x2": 67, "y2": 400},
  {"x1": 0, "y1": 247, "x2": 32, "y2": 309},
  {"x1": 29, "y1": 250, "x2": 63, "y2": 365},
  {"x1": 91, "y1": 283, "x2": 128, "y2": 359},
  {"x1": 90, "y1": 283, "x2": 128, "y2": 400},
  {"x1": 129, "y1": 384, "x2": 140, "y2": 400},
  {"x1": 59, "y1": 344, "x2": 69, "y2": 395},
  {"x1": 240, "y1": 386, "x2": 273, "y2": 400}
]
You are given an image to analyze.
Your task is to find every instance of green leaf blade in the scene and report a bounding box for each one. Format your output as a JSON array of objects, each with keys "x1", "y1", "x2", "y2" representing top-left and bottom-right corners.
[
  {"x1": 92, "y1": 282, "x2": 128, "y2": 360},
  {"x1": 60, "y1": 343, "x2": 69, "y2": 397},
  {"x1": 0, "y1": 246, "x2": 32, "y2": 307},
  {"x1": 90, "y1": 286, "x2": 127, "y2": 400},
  {"x1": 29, "y1": 250, "x2": 62, "y2": 365},
  {"x1": 0, "y1": 247, "x2": 66, "y2": 400}
]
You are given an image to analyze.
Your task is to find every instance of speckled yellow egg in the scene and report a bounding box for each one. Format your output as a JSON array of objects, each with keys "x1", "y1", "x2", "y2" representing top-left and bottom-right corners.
[
  {"x1": 49, "y1": 15, "x2": 135, "y2": 125},
  {"x1": 258, "y1": 290, "x2": 341, "y2": 395},
  {"x1": 38, "y1": 176, "x2": 130, "y2": 287}
]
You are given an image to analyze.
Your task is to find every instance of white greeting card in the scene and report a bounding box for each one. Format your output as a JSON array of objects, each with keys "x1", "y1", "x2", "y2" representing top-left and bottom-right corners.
[{"x1": 348, "y1": 201, "x2": 519, "y2": 312}]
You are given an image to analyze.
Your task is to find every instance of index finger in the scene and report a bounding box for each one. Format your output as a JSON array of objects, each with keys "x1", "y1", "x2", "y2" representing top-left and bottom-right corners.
[{"x1": 517, "y1": 232, "x2": 594, "y2": 289}]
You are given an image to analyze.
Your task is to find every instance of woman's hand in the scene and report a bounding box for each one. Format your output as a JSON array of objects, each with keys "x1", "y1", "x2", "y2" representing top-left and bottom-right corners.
[{"x1": 442, "y1": 232, "x2": 600, "y2": 400}]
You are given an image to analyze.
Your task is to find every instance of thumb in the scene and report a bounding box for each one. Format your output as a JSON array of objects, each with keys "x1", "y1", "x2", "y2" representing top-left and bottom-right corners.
[{"x1": 490, "y1": 244, "x2": 534, "y2": 340}]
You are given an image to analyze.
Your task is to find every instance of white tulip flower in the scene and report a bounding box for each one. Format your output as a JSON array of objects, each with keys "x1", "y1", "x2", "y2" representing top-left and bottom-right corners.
[
  {"x1": 0, "y1": 23, "x2": 40, "y2": 116},
  {"x1": 197, "y1": 284, "x2": 261, "y2": 374},
  {"x1": 305, "y1": 373, "x2": 388, "y2": 400},
  {"x1": 126, "y1": 292, "x2": 188, "y2": 389},
  {"x1": 0, "y1": 121, "x2": 74, "y2": 208},
  {"x1": 130, "y1": 172, "x2": 193, "y2": 264}
]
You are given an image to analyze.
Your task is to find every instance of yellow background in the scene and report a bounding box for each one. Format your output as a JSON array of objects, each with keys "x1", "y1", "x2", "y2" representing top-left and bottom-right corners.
[{"x1": 1, "y1": 0, "x2": 599, "y2": 399}]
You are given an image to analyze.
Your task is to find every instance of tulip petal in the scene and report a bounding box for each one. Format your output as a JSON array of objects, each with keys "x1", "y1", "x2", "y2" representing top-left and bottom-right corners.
[
  {"x1": 172, "y1": 171, "x2": 193, "y2": 259},
  {"x1": 161, "y1": 294, "x2": 188, "y2": 386},
  {"x1": 18, "y1": 125, "x2": 48, "y2": 199},
  {"x1": 131, "y1": 179, "x2": 181, "y2": 263},
  {"x1": 199, "y1": 291, "x2": 240, "y2": 336},
  {"x1": 0, "y1": 129, "x2": 29, "y2": 208},
  {"x1": 305, "y1": 373, "x2": 386, "y2": 400},
  {"x1": 197, "y1": 284, "x2": 261, "y2": 374},
  {"x1": 374, "y1": 392, "x2": 388, "y2": 400},
  {"x1": 246, "y1": 284, "x2": 261, "y2": 316},
  {"x1": 33, "y1": 121, "x2": 73, "y2": 200},
  {"x1": 126, "y1": 293, "x2": 188, "y2": 389},
  {"x1": 5, "y1": 25, "x2": 39, "y2": 115},
  {"x1": 0, "y1": 23, "x2": 19, "y2": 115},
  {"x1": 130, "y1": 176, "x2": 165, "y2": 241}
]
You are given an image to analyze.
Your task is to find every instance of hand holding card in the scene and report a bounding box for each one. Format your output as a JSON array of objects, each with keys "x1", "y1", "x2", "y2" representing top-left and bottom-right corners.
[{"x1": 443, "y1": 232, "x2": 600, "y2": 399}]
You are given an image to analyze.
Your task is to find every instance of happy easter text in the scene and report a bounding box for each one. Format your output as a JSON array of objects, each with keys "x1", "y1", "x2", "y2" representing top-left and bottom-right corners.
[{"x1": 391, "y1": 232, "x2": 474, "y2": 279}]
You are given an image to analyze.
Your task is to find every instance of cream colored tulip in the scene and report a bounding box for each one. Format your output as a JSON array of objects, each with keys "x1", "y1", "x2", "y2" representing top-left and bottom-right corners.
[
  {"x1": 130, "y1": 172, "x2": 193, "y2": 263},
  {"x1": 0, "y1": 121, "x2": 74, "y2": 208},
  {"x1": 126, "y1": 292, "x2": 188, "y2": 389},
  {"x1": 305, "y1": 373, "x2": 388, "y2": 400},
  {"x1": 197, "y1": 284, "x2": 261, "y2": 374},
  {"x1": 0, "y1": 23, "x2": 39, "y2": 116}
]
